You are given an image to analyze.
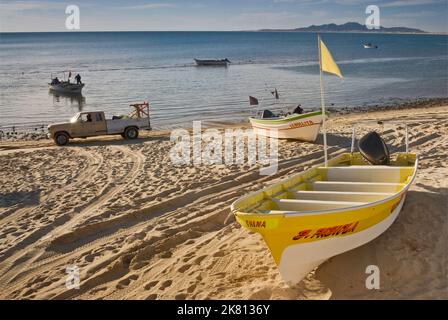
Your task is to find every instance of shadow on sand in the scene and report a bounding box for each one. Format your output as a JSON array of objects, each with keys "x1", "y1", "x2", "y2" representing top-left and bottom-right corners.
[
  {"x1": 0, "y1": 189, "x2": 41, "y2": 209},
  {"x1": 64, "y1": 134, "x2": 170, "y2": 148},
  {"x1": 314, "y1": 187, "x2": 447, "y2": 299},
  {"x1": 310, "y1": 132, "x2": 352, "y2": 149}
]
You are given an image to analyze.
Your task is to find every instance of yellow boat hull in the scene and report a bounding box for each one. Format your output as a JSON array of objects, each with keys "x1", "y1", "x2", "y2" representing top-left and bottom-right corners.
[{"x1": 231, "y1": 152, "x2": 418, "y2": 285}]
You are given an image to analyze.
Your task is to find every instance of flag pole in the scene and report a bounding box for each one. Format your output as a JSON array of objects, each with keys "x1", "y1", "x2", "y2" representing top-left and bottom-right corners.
[{"x1": 318, "y1": 34, "x2": 328, "y2": 167}]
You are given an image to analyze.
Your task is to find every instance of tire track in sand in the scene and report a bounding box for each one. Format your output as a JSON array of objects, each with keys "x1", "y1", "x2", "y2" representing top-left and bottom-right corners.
[
  {"x1": 0, "y1": 147, "x2": 346, "y2": 298},
  {"x1": 0, "y1": 146, "x2": 142, "y2": 288},
  {"x1": 0, "y1": 126, "x2": 417, "y2": 297},
  {"x1": 0, "y1": 148, "x2": 99, "y2": 229}
]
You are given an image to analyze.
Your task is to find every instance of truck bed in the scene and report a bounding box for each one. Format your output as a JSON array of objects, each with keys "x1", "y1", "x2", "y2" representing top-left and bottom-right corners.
[{"x1": 106, "y1": 117, "x2": 151, "y2": 134}]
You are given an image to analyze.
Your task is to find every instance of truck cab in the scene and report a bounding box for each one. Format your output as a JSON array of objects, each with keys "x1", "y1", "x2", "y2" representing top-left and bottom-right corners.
[
  {"x1": 69, "y1": 112, "x2": 108, "y2": 137},
  {"x1": 48, "y1": 103, "x2": 151, "y2": 146}
]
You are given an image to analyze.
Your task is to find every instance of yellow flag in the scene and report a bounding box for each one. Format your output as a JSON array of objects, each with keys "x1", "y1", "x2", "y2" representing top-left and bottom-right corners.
[{"x1": 320, "y1": 39, "x2": 343, "y2": 78}]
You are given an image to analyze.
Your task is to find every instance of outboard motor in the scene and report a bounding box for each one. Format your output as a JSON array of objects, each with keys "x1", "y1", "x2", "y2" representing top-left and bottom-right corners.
[
  {"x1": 358, "y1": 131, "x2": 390, "y2": 165},
  {"x1": 293, "y1": 105, "x2": 304, "y2": 114},
  {"x1": 261, "y1": 110, "x2": 276, "y2": 119}
]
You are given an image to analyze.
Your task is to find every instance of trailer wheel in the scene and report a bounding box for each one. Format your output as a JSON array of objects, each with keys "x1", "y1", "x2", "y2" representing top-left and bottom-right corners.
[
  {"x1": 124, "y1": 127, "x2": 139, "y2": 139},
  {"x1": 54, "y1": 132, "x2": 69, "y2": 146}
]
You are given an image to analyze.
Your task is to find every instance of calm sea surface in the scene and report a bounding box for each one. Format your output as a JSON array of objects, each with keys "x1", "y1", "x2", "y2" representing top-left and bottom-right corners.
[{"x1": 0, "y1": 32, "x2": 447, "y2": 129}]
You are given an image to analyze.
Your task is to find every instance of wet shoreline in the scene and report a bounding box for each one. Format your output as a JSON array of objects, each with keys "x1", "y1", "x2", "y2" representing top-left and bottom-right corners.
[{"x1": 1, "y1": 97, "x2": 447, "y2": 142}]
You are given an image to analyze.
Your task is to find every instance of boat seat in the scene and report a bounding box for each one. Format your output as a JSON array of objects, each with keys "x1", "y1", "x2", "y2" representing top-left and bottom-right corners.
[
  {"x1": 312, "y1": 181, "x2": 404, "y2": 193},
  {"x1": 273, "y1": 198, "x2": 367, "y2": 211},
  {"x1": 317, "y1": 166, "x2": 413, "y2": 183},
  {"x1": 294, "y1": 190, "x2": 393, "y2": 202}
]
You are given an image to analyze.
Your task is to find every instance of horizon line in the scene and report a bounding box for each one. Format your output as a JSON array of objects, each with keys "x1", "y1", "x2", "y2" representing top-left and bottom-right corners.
[{"x1": 1, "y1": 30, "x2": 447, "y2": 35}]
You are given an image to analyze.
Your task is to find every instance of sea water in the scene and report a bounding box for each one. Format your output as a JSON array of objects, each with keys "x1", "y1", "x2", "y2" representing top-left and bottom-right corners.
[{"x1": 0, "y1": 31, "x2": 446, "y2": 129}]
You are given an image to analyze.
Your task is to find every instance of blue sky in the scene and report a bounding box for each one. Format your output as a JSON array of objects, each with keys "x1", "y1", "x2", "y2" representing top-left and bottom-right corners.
[{"x1": 1, "y1": 0, "x2": 447, "y2": 32}]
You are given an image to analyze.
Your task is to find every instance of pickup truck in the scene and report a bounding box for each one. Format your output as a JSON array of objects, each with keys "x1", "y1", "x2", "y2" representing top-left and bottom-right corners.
[{"x1": 48, "y1": 103, "x2": 151, "y2": 146}]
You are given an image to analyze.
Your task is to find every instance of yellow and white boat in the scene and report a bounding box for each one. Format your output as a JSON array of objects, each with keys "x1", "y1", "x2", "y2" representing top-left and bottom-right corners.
[
  {"x1": 232, "y1": 36, "x2": 419, "y2": 285},
  {"x1": 231, "y1": 151, "x2": 418, "y2": 285}
]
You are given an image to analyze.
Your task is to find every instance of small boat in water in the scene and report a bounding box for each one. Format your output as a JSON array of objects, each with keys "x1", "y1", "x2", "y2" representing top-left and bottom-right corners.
[
  {"x1": 48, "y1": 71, "x2": 84, "y2": 94},
  {"x1": 194, "y1": 58, "x2": 231, "y2": 66},
  {"x1": 231, "y1": 130, "x2": 418, "y2": 285},
  {"x1": 249, "y1": 110, "x2": 325, "y2": 141},
  {"x1": 48, "y1": 81, "x2": 84, "y2": 94},
  {"x1": 363, "y1": 43, "x2": 378, "y2": 49}
]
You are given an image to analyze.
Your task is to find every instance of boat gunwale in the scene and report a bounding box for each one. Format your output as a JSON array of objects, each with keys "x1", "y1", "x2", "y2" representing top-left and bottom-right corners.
[
  {"x1": 231, "y1": 153, "x2": 419, "y2": 218},
  {"x1": 47, "y1": 82, "x2": 85, "y2": 85},
  {"x1": 249, "y1": 110, "x2": 325, "y2": 125}
]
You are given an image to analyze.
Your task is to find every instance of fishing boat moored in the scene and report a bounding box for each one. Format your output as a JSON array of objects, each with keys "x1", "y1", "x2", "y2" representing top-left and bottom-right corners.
[
  {"x1": 249, "y1": 110, "x2": 325, "y2": 141},
  {"x1": 48, "y1": 81, "x2": 84, "y2": 94},
  {"x1": 194, "y1": 58, "x2": 231, "y2": 66},
  {"x1": 48, "y1": 71, "x2": 84, "y2": 94},
  {"x1": 363, "y1": 43, "x2": 378, "y2": 49},
  {"x1": 231, "y1": 130, "x2": 418, "y2": 284}
]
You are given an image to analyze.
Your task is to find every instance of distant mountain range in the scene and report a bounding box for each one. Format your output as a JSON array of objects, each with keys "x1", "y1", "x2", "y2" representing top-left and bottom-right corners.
[{"x1": 260, "y1": 22, "x2": 426, "y2": 33}]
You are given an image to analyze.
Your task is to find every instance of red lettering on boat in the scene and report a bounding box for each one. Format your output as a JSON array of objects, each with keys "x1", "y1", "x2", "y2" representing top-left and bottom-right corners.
[
  {"x1": 293, "y1": 221, "x2": 359, "y2": 240},
  {"x1": 289, "y1": 120, "x2": 315, "y2": 129},
  {"x1": 292, "y1": 229, "x2": 312, "y2": 240},
  {"x1": 246, "y1": 220, "x2": 266, "y2": 228}
]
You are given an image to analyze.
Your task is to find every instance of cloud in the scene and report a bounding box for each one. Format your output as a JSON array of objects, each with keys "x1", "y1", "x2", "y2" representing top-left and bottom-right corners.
[
  {"x1": 273, "y1": 0, "x2": 441, "y2": 5},
  {"x1": 273, "y1": 0, "x2": 371, "y2": 4},
  {"x1": 386, "y1": 11, "x2": 436, "y2": 18},
  {"x1": 381, "y1": 0, "x2": 443, "y2": 8},
  {"x1": 273, "y1": 0, "x2": 312, "y2": 3},
  {"x1": 126, "y1": 3, "x2": 176, "y2": 10},
  {"x1": 228, "y1": 10, "x2": 348, "y2": 30},
  {"x1": 273, "y1": 0, "x2": 326, "y2": 4},
  {"x1": 0, "y1": 1, "x2": 62, "y2": 13}
]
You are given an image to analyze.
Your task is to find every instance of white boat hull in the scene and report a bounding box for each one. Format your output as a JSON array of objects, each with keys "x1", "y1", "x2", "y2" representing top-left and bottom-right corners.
[
  {"x1": 232, "y1": 152, "x2": 418, "y2": 286},
  {"x1": 49, "y1": 83, "x2": 84, "y2": 94},
  {"x1": 194, "y1": 59, "x2": 230, "y2": 66},
  {"x1": 278, "y1": 195, "x2": 405, "y2": 284},
  {"x1": 249, "y1": 111, "x2": 324, "y2": 141}
]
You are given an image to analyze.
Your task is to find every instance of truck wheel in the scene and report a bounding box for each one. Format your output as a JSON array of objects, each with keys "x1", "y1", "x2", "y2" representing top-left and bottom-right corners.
[
  {"x1": 54, "y1": 132, "x2": 69, "y2": 146},
  {"x1": 124, "y1": 127, "x2": 139, "y2": 139}
]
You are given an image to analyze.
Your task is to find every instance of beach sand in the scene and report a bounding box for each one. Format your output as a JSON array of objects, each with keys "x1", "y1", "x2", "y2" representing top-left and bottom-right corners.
[{"x1": 0, "y1": 104, "x2": 446, "y2": 300}]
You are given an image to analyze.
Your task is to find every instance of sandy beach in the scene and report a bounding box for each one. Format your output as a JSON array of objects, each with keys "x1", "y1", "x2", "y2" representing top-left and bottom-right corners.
[{"x1": 0, "y1": 103, "x2": 446, "y2": 300}]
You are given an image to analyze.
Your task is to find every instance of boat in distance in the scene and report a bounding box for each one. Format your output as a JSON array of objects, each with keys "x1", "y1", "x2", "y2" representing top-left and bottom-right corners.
[
  {"x1": 48, "y1": 82, "x2": 84, "y2": 94},
  {"x1": 363, "y1": 43, "x2": 378, "y2": 49},
  {"x1": 231, "y1": 142, "x2": 418, "y2": 285},
  {"x1": 249, "y1": 110, "x2": 325, "y2": 141},
  {"x1": 48, "y1": 71, "x2": 84, "y2": 94},
  {"x1": 194, "y1": 58, "x2": 231, "y2": 66}
]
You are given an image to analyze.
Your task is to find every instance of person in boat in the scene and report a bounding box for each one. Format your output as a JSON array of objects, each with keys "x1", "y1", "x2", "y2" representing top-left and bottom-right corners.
[
  {"x1": 293, "y1": 104, "x2": 304, "y2": 114},
  {"x1": 75, "y1": 74, "x2": 82, "y2": 85},
  {"x1": 51, "y1": 77, "x2": 60, "y2": 85}
]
